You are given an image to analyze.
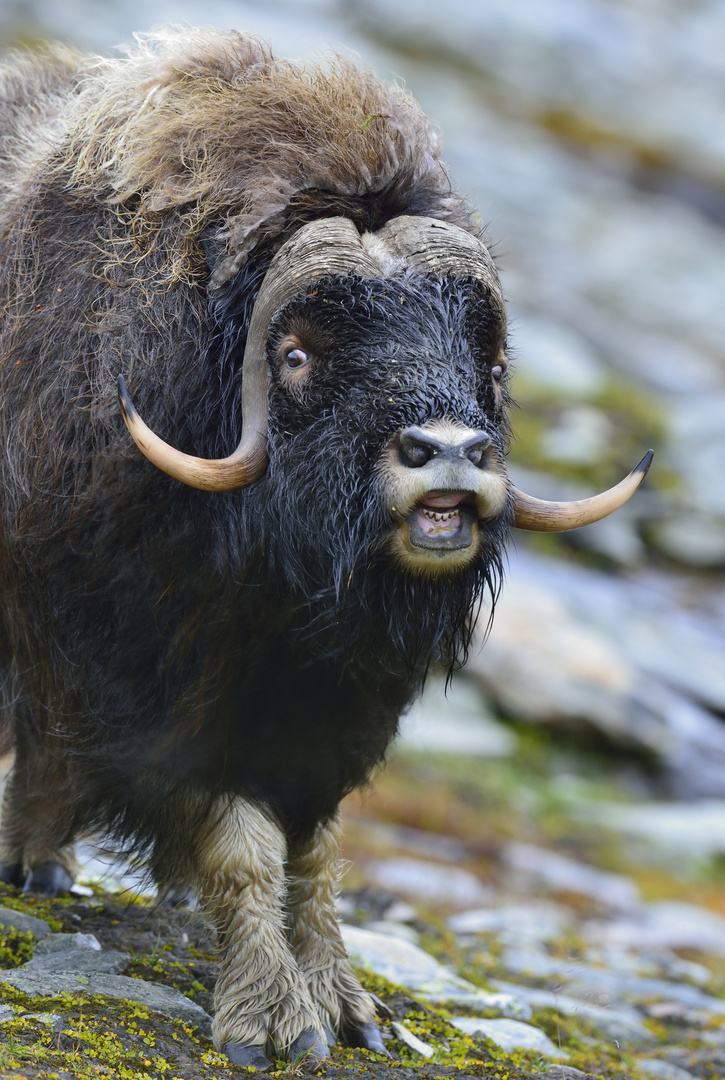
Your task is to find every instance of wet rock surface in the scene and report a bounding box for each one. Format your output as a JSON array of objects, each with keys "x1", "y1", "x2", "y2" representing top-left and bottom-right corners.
[
  {"x1": 0, "y1": 2, "x2": 722, "y2": 1079},
  {"x1": 2, "y1": 721, "x2": 725, "y2": 1080},
  {"x1": 1, "y1": 836, "x2": 724, "y2": 1079}
]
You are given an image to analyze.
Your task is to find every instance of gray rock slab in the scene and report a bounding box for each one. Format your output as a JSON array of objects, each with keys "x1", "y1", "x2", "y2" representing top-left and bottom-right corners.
[
  {"x1": 450, "y1": 1016, "x2": 567, "y2": 1059},
  {"x1": 583, "y1": 803, "x2": 725, "y2": 860},
  {"x1": 654, "y1": 515, "x2": 725, "y2": 568},
  {"x1": 34, "y1": 932, "x2": 102, "y2": 956},
  {"x1": 448, "y1": 900, "x2": 573, "y2": 944},
  {"x1": 562, "y1": 967, "x2": 725, "y2": 1016},
  {"x1": 582, "y1": 946, "x2": 711, "y2": 986},
  {"x1": 365, "y1": 921, "x2": 421, "y2": 945},
  {"x1": 465, "y1": 549, "x2": 725, "y2": 795},
  {"x1": 365, "y1": 857, "x2": 490, "y2": 909},
  {"x1": 340, "y1": 924, "x2": 531, "y2": 1019},
  {"x1": 637, "y1": 1061, "x2": 699, "y2": 1080},
  {"x1": 466, "y1": 573, "x2": 638, "y2": 740},
  {"x1": 0, "y1": 907, "x2": 51, "y2": 939},
  {"x1": 499, "y1": 945, "x2": 713, "y2": 992},
  {"x1": 489, "y1": 979, "x2": 653, "y2": 1046},
  {"x1": 25, "y1": 1013, "x2": 66, "y2": 1036},
  {"x1": 0, "y1": 969, "x2": 211, "y2": 1036},
  {"x1": 499, "y1": 945, "x2": 585, "y2": 980},
  {"x1": 23, "y1": 948, "x2": 130, "y2": 976},
  {"x1": 0, "y1": 1005, "x2": 15, "y2": 1023},
  {"x1": 502, "y1": 842, "x2": 640, "y2": 910},
  {"x1": 398, "y1": 676, "x2": 517, "y2": 758},
  {"x1": 584, "y1": 901, "x2": 725, "y2": 958},
  {"x1": 538, "y1": 1068, "x2": 592, "y2": 1080}
]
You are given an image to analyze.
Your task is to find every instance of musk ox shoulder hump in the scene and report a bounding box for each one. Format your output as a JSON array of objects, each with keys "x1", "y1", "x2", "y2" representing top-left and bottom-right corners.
[
  {"x1": 14, "y1": 26, "x2": 477, "y2": 288},
  {"x1": 0, "y1": 43, "x2": 81, "y2": 217}
]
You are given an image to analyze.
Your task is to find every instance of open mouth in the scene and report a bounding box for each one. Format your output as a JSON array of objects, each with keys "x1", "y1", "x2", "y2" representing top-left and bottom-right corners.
[{"x1": 408, "y1": 491, "x2": 477, "y2": 551}]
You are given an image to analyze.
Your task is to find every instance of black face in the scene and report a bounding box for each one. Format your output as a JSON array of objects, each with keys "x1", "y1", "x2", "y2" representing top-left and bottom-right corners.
[
  {"x1": 267, "y1": 274, "x2": 508, "y2": 442},
  {"x1": 249, "y1": 273, "x2": 512, "y2": 671}
]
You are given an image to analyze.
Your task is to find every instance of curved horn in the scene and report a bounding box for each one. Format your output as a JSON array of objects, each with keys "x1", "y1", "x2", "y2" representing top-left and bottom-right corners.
[
  {"x1": 512, "y1": 450, "x2": 653, "y2": 532},
  {"x1": 372, "y1": 215, "x2": 504, "y2": 311},
  {"x1": 119, "y1": 218, "x2": 380, "y2": 491},
  {"x1": 369, "y1": 219, "x2": 653, "y2": 534}
]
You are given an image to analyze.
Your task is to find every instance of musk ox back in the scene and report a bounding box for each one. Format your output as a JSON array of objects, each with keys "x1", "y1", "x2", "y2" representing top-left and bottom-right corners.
[{"x1": 0, "y1": 27, "x2": 650, "y2": 1068}]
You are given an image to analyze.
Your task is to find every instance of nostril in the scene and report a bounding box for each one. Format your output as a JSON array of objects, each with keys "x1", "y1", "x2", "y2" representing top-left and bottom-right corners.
[
  {"x1": 402, "y1": 444, "x2": 432, "y2": 467},
  {"x1": 461, "y1": 432, "x2": 492, "y2": 468},
  {"x1": 398, "y1": 428, "x2": 444, "y2": 469},
  {"x1": 397, "y1": 426, "x2": 492, "y2": 469}
]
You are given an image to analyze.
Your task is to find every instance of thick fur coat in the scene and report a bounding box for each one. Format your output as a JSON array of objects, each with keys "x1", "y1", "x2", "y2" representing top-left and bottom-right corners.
[{"x1": 0, "y1": 28, "x2": 510, "y2": 1060}]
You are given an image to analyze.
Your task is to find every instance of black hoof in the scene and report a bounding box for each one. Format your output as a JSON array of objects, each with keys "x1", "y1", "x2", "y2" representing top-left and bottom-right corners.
[
  {"x1": 0, "y1": 862, "x2": 24, "y2": 888},
  {"x1": 23, "y1": 862, "x2": 74, "y2": 897},
  {"x1": 345, "y1": 1020, "x2": 389, "y2": 1056},
  {"x1": 156, "y1": 885, "x2": 196, "y2": 909},
  {"x1": 289, "y1": 1027, "x2": 330, "y2": 1068},
  {"x1": 223, "y1": 1042, "x2": 272, "y2": 1070},
  {"x1": 370, "y1": 992, "x2": 394, "y2": 1019}
]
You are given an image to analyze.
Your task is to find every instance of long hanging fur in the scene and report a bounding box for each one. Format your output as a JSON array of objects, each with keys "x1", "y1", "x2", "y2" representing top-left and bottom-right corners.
[
  {"x1": 0, "y1": 25, "x2": 508, "y2": 872},
  {"x1": 0, "y1": 27, "x2": 514, "y2": 1057}
]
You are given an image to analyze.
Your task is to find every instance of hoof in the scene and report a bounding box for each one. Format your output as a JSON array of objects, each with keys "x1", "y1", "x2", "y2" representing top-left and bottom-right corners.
[
  {"x1": 0, "y1": 862, "x2": 24, "y2": 888},
  {"x1": 370, "y1": 992, "x2": 394, "y2": 1019},
  {"x1": 322, "y1": 1026, "x2": 337, "y2": 1046},
  {"x1": 223, "y1": 1042, "x2": 272, "y2": 1070},
  {"x1": 156, "y1": 885, "x2": 196, "y2": 909},
  {"x1": 289, "y1": 1027, "x2": 330, "y2": 1068},
  {"x1": 346, "y1": 1020, "x2": 389, "y2": 1056},
  {"x1": 23, "y1": 862, "x2": 74, "y2": 897}
]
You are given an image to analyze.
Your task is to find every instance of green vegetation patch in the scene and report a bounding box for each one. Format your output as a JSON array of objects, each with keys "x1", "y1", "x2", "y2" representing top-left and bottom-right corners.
[
  {"x1": 0, "y1": 987, "x2": 220, "y2": 1080},
  {"x1": 0, "y1": 923, "x2": 35, "y2": 969}
]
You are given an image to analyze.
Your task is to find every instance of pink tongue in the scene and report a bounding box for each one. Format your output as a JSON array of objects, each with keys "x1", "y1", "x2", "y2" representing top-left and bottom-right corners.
[
  {"x1": 416, "y1": 507, "x2": 462, "y2": 535},
  {"x1": 421, "y1": 491, "x2": 467, "y2": 510}
]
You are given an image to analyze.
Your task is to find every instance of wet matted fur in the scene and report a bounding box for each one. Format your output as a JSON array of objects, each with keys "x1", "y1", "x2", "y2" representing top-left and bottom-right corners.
[{"x1": 0, "y1": 27, "x2": 511, "y2": 1060}]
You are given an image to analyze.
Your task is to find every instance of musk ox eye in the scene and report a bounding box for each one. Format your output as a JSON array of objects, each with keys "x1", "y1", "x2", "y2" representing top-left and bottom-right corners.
[
  {"x1": 285, "y1": 347, "x2": 310, "y2": 369},
  {"x1": 491, "y1": 365, "x2": 503, "y2": 381}
]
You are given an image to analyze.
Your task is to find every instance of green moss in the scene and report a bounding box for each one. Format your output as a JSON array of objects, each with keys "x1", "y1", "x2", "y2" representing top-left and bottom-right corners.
[
  {"x1": 0, "y1": 924, "x2": 35, "y2": 968},
  {"x1": 0, "y1": 890, "x2": 68, "y2": 932},
  {"x1": 509, "y1": 375, "x2": 670, "y2": 493},
  {"x1": 0, "y1": 988, "x2": 228, "y2": 1080}
]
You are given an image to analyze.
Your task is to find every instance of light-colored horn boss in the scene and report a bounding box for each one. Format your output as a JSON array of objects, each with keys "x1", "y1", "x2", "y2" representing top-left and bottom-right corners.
[{"x1": 118, "y1": 215, "x2": 652, "y2": 525}]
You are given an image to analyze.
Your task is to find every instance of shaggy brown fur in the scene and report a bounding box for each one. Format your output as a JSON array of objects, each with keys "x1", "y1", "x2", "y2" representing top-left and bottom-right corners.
[
  {"x1": 20, "y1": 27, "x2": 477, "y2": 289},
  {"x1": 0, "y1": 27, "x2": 508, "y2": 1063}
]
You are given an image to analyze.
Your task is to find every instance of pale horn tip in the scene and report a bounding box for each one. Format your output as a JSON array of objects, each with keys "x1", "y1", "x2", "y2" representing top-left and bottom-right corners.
[{"x1": 512, "y1": 448, "x2": 654, "y2": 533}]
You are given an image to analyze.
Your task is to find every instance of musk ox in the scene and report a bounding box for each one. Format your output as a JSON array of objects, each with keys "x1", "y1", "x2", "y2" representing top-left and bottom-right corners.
[{"x1": 0, "y1": 27, "x2": 650, "y2": 1068}]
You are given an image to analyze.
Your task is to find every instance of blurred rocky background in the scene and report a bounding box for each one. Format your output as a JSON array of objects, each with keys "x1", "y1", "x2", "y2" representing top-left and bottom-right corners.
[{"x1": 2, "y1": 2, "x2": 725, "y2": 1074}]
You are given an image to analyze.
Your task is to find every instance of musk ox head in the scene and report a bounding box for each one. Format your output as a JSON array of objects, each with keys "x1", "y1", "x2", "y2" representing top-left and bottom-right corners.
[{"x1": 120, "y1": 214, "x2": 651, "y2": 583}]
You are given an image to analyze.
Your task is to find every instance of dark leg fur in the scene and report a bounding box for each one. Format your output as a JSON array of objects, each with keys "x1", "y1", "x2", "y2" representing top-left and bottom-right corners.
[{"x1": 0, "y1": 748, "x2": 77, "y2": 889}]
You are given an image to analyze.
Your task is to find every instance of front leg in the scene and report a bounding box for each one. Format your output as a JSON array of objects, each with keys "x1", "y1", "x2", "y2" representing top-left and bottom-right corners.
[
  {"x1": 286, "y1": 813, "x2": 385, "y2": 1053},
  {"x1": 0, "y1": 744, "x2": 77, "y2": 895},
  {"x1": 193, "y1": 795, "x2": 328, "y2": 1068}
]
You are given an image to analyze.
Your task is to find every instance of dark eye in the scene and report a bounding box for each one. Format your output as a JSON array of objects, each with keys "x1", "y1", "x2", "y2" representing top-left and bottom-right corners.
[
  {"x1": 285, "y1": 347, "x2": 310, "y2": 369},
  {"x1": 491, "y1": 365, "x2": 503, "y2": 382}
]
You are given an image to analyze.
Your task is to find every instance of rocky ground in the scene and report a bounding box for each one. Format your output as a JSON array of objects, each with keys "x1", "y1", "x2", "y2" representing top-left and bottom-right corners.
[
  {"x1": 1, "y1": 728, "x2": 725, "y2": 1080},
  {"x1": 0, "y1": 3, "x2": 723, "y2": 1078}
]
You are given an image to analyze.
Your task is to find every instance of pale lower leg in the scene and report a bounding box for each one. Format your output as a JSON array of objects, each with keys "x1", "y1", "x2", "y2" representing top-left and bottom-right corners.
[
  {"x1": 286, "y1": 813, "x2": 377, "y2": 1038},
  {"x1": 193, "y1": 795, "x2": 324, "y2": 1054}
]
